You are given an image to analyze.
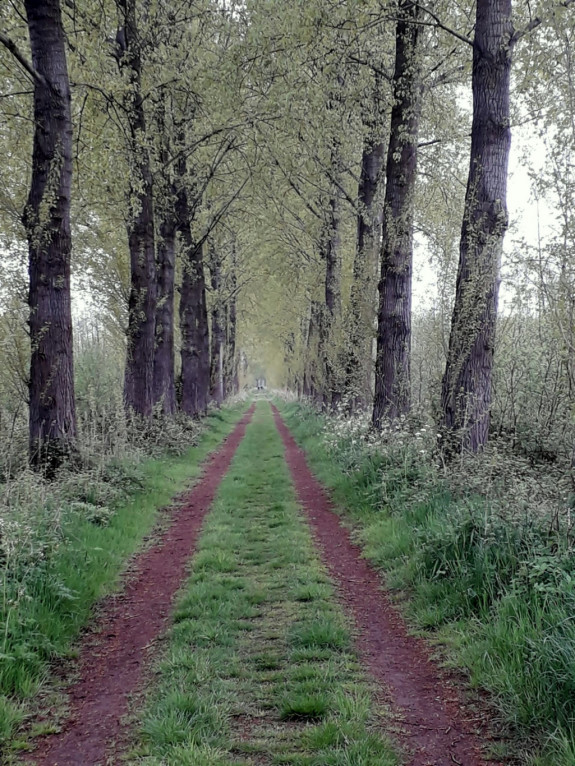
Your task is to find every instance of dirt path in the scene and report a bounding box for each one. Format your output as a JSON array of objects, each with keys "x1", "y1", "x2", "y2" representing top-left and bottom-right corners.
[
  {"x1": 26, "y1": 404, "x2": 255, "y2": 766},
  {"x1": 272, "y1": 403, "x2": 501, "y2": 766}
]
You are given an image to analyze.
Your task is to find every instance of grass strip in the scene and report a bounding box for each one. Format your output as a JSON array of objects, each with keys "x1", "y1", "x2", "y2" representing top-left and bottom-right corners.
[
  {"x1": 1, "y1": 405, "x2": 248, "y2": 753},
  {"x1": 277, "y1": 399, "x2": 575, "y2": 766},
  {"x1": 131, "y1": 401, "x2": 399, "y2": 766}
]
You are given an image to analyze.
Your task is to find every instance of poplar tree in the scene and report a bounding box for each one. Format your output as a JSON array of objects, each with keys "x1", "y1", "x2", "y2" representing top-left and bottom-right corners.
[
  {"x1": 346, "y1": 71, "x2": 387, "y2": 410},
  {"x1": 115, "y1": 0, "x2": 157, "y2": 418},
  {"x1": 440, "y1": 0, "x2": 513, "y2": 453},
  {"x1": 152, "y1": 97, "x2": 178, "y2": 415},
  {"x1": 373, "y1": 0, "x2": 423, "y2": 427},
  {"x1": 2, "y1": 0, "x2": 77, "y2": 470}
]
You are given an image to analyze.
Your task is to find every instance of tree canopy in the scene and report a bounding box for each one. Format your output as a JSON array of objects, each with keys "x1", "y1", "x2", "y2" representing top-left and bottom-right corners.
[{"x1": 1, "y1": 0, "x2": 575, "y2": 466}]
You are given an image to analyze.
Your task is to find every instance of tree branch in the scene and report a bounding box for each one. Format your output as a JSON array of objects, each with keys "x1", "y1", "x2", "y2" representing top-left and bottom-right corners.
[
  {"x1": 0, "y1": 31, "x2": 47, "y2": 87},
  {"x1": 346, "y1": 54, "x2": 391, "y2": 82},
  {"x1": 268, "y1": 151, "x2": 323, "y2": 222},
  {"x1": 411, "y1": 3, "x2": 474, "y2": 47},
  {"x1": 512, "y1": 0, "x2": 575, "y2": 44},
  {"x1": 194, "y1": 178, "x2": 249, "y2": 253}
]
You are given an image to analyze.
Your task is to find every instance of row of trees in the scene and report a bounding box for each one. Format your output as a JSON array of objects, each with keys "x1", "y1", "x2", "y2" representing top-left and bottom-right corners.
[
  {"x1": 1, "y1": 0, "x2": 575, "y2": 471},
  {"x1": 1, "y1": 0, "x2": 247, "y2": 469},
  {"x1": 272, "y1": 0, "x2": 574, "y2": 459}
]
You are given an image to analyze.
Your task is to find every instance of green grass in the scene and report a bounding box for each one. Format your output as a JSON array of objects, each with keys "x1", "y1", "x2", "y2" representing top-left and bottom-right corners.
[
  {"x1": 0, "y1": 404, "x2": 248, "y2": 756},
  {"x1": 280, "y1": 691, "x2": 329, "y2": 721},
  {"x1": 130, "y1": 402, "x2": 399, "y2": 766},
  {"x1": 277, "y1": 399, "x2": 575, "y2": 766}
]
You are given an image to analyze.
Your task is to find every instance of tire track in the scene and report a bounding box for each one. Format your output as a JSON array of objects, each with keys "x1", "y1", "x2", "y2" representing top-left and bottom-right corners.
[
  {"x1": 272, "y1": 403, "x2": 501, "y2": 766},
  {"x1": 28, "y1": 404, "x2": 255, "y2": 766}
]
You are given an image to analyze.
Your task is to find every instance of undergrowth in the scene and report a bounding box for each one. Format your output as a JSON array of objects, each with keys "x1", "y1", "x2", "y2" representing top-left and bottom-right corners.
[
  {"x1": 279, "y1": 398, "x2": 575, "y2": 766},
  {"x1": 0, "y1": 403, "x2": 247, "y2": 757}
]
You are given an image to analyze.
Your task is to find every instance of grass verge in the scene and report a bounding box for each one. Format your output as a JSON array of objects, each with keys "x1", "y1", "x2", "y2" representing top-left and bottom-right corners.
[
  {"x1": 277, "y1": 399, "x2": 575, "y2": 766},
  {"x1": 130, "y1": 401, "x2": 398, "y2": 766},
  {"x1": 0, "y1": 404, "x2": 248, "y2": 756}
]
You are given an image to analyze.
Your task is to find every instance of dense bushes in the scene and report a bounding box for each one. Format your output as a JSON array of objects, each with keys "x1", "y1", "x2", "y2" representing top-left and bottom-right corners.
[{"x1": 281, "y1": 400, "x2": 575, "y2": 765}]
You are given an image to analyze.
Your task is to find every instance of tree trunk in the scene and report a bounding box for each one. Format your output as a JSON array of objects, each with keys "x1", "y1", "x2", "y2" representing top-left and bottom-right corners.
[
  {"x1": 180, "y1": 244, "x2": 211, "y2": 417},
  {"x1": 346, "y1": 122, "x2": 385, "y2": 409},
  {"x1": 304, "y1": 300, "x2": 322, "y2": 400},
  {"x1": 152, "y1": 99, "x2": 177, "y2": 416},
  {"x1": 372, "y1": 0, "x2": 422, "y2": 428},
  {"x1": 440, "y1": 0, "x2": 513, "y2": 453},
  {"x1": 178, "y1": 179, "x2": 210, "y2": 417},
  {"x1": 230, "y1": 299, "x2": 240, "y2": 394},
  {"x1": 320, "y1": 190, "x2": 343, "y2": 408},
  {"x1": 24, "y1": 0, "x2": 76, "y2": 470},
  {"x1": 225, "y1": 253, "x2": 239, "y2": 396},
  {"x1": 209, "y1": 248, "x2": 225, "y2": 405},
  {"x1": 118, "y1": 0, "x2": 157, "y2": 417},
  {"x1": 153, "y1": 216, "x2": 177, "y2": 414}
]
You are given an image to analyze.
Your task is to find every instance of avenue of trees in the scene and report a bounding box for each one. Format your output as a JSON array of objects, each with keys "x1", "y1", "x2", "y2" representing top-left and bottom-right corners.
[{"x1": 1, "y1": 0, "x2": 575, "y2": 471}]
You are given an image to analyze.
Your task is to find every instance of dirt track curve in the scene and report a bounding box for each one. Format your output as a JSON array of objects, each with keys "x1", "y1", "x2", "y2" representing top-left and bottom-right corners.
[
  {"x1": 27, "y1": 404, "x2": 255, "y2": 766},
  {"x1": 272, "y1": 403, "x2": 501, "y2": 766}
]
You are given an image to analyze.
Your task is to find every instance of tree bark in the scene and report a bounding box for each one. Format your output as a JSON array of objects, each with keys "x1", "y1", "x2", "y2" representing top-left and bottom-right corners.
[
  {"x1": 178, "y1": 176, "x2": 210, "y2": 417},
  {"x1": 180, "y1": 244, "x2": 211, "y2": 417},
  {"x1": 372, "y1": 0, "x2": 422, "y2": 428},
  {"x1": 320, "y1": 189, "x2": 343, "y2": 408},
  {"x1": 209, "y1": 247, "x2": 225, "y2": 405},
  {"x1": 24, "y1": 0, "x2": 77, "y2": 470},
  {"x1": 440, "y1": 0, "x2": 513, "y2": 453},
  {"x1": 153, "y1": 216, "x2": 177, "y2": 414},
  {"x1": 152, "y1": 101, "x2": 177, "y2": 416},
  {"x1": 118, "y1": 0, "x2": 157, "y2": 417},
  {"x1": 303, "y1": 300, "x2": 322, "y2": 400},
  {"x1": 346, "y1": 120, "x2": 385, "y2": 409},
  {"x1": 224, "y1": 250, "x2": 239, "y2": 397}
]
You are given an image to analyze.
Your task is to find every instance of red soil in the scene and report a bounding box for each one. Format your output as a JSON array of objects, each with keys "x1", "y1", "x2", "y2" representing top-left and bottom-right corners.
[
  {"x1": 272, "y1": 404, "x2": 501, "y2": 766},
  {"x1": 27, "y1": 405, "x2": 255, "y2": 766}
]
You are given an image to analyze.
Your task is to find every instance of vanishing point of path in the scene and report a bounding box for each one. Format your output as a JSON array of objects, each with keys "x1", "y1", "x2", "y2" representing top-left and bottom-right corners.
[{"x1": 24, "y1": 401, "x2": 500, "y2": 766}]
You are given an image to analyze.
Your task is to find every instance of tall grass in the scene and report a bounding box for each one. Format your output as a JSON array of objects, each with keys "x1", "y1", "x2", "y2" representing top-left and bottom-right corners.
[{"x1": 279, "y1": 399, "x2": 575, "y2": 765}]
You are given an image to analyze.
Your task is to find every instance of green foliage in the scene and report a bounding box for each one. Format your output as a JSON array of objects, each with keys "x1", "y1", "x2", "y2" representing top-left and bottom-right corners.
[{"x1": 2, "y1": 0, "x2": 575, "y2": 754}]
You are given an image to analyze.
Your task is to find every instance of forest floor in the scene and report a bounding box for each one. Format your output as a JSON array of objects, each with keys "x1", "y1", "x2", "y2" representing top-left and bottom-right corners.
[{"x1": 18, "y1": 401, "x2": 503, "y2": 766}]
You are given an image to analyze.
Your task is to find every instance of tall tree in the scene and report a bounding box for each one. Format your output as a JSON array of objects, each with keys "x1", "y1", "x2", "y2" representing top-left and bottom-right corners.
[
  {"x1": 178, "y1": 160, "x2": 211, "y2": 417},
  {"x1": 440, "y1": 0, "x2": 513, "y2": 453},
  {"x1": 224, "y1": 243, "x2": 239, "y2": 397},
  {"x1": 209, "y1": 244, "x2": 226, "y2": 405},
  {"x1": 372, "y1": 0, "x2": 423, "y2": 428},
  {"x1": 319, "y1": 68, "x2": 349, "y2": 410},
  {"x1": 116, "y1": 0, "x2": 157, "y2": 417},
  {"x1": 346, "y1": 71, "x2": 387, "y2": 409},
  {"x1": 320, "y1": 185, "x2": 344, "y2": 408},
  {"x1": 152, "y1": 103, "x2": 177, "y2": 416},
  {"x1": 20, "y1": 0, "x2": 77, "y2": 469}
]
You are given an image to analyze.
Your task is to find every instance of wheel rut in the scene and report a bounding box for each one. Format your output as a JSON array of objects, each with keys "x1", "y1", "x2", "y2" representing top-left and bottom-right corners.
[
  {"x1": 26, "y1": 404, "x2": 255, "y2": 766},
  {"x1": 272, "y1": 403, "x2": 502, "y2": 766}
]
